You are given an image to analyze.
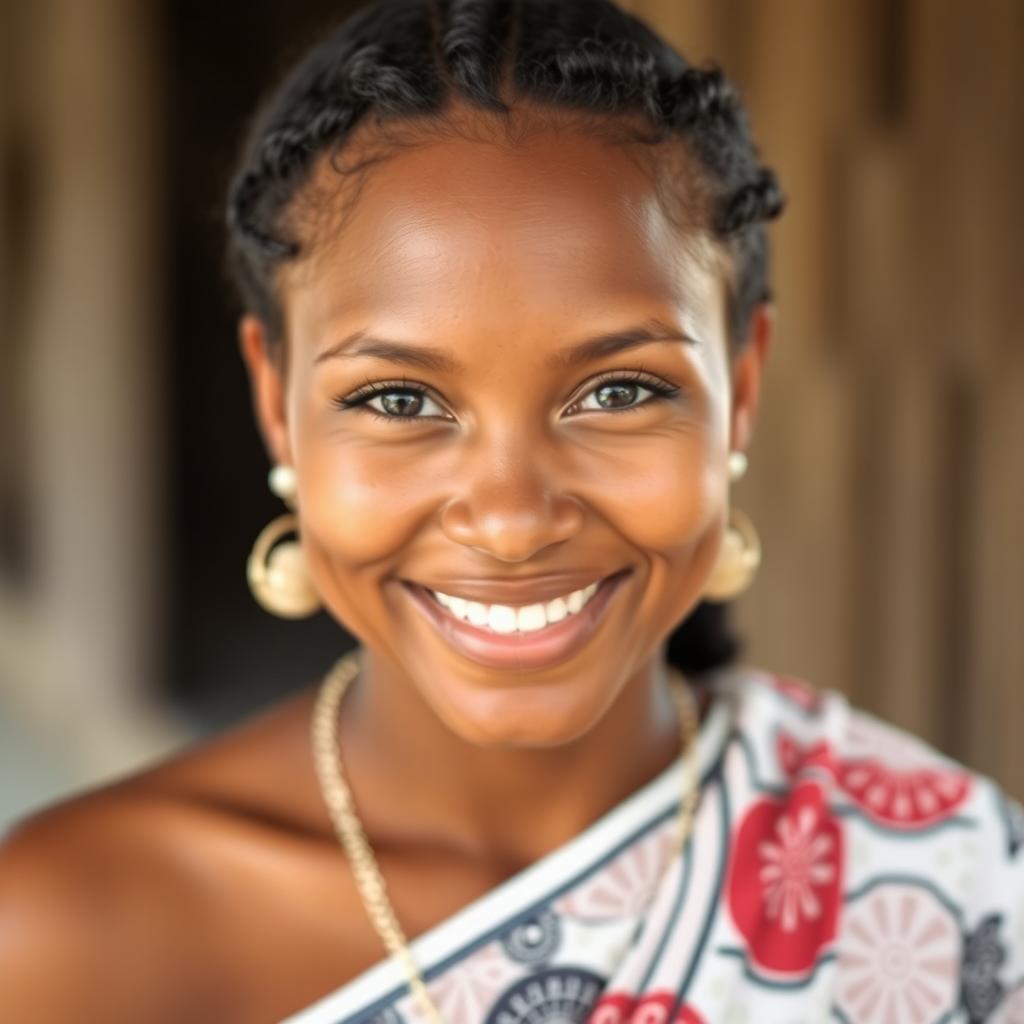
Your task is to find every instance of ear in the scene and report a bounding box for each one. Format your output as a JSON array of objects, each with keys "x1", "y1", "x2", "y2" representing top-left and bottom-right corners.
[
  {"x1": 238, "y1": 314, "x2": 292, "y2": 468},
  {"x1": 729, "y1": 301, "x2": 775, "y2": 454}
]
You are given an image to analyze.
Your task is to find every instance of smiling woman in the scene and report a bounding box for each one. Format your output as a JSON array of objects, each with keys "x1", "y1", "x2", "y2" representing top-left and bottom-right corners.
[
  {"x1": 2, "y1": 1, "x2": 1023, "y2": 1023},
  {"x1": 237, "y1": 100, "x2": 753, "y2": 753}
]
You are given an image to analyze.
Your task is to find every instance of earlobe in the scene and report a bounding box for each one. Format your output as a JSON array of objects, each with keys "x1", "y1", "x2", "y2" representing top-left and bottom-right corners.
[{"x1": 238, "y1": 314, "x2": 292, "y2": 468}]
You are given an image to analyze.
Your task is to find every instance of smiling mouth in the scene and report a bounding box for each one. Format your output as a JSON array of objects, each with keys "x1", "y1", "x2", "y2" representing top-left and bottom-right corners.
[
  {"x1": 399, "y1": 569, "x2": 632, "y2": 671},
  {"x1": 417, "y1": 574, "x2": 617, "y2": 634}
]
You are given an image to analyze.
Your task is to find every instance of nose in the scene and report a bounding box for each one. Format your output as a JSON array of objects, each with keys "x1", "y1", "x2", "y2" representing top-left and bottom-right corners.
[{"x1": 439, "y1": 441, "x2": 585, "y2": 563}]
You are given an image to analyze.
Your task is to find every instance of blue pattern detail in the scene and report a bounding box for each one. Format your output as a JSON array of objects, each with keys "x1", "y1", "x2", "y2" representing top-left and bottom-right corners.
[
  {"x1": 961, "y1": 913, "x2": 1007, "y2": 1022},
  {"x1": 500, "y1": 908, "x2": 561, "y2": 966},
  {"x1": 484, "y1": 966, "x2": 605, "y2": 1024}
]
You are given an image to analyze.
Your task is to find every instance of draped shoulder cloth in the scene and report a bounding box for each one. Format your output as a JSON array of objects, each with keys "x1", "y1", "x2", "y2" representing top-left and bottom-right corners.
[{"x1": 281, "y1": 667, "x2": 1024, "y2": 1024}]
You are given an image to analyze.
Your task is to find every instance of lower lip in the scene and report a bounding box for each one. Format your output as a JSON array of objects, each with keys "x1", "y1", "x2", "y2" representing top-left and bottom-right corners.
[{"x1": 400, "y1": 571, "x2": 631, "y2": 671}]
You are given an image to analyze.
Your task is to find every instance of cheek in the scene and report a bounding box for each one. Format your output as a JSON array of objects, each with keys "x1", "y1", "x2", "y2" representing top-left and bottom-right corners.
[
  {"x1": 298, "y1": 440, "x2": 442, "y2": 568},
  {"x1": 602, "y1": 432, "x2": 724, "y2": 552},
  {"x1": 296, "y1": 433, "x2": 724, "y2": 560}
]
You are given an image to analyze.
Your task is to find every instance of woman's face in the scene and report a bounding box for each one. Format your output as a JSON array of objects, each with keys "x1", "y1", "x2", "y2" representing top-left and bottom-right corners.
[{"x1": 241, "y1": 112, "x2": 772, "y2": 747}]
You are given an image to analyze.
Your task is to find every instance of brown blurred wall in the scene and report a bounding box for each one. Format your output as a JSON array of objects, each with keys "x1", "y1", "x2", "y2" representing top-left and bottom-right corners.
[{"x1": 1, "y1": 0, "x2": 187, "y2": 799}]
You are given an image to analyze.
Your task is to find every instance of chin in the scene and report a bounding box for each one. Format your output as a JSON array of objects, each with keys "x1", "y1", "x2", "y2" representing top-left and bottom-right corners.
[{"x1": 429, "y1": 682, "x2": 609, "y2": 750}]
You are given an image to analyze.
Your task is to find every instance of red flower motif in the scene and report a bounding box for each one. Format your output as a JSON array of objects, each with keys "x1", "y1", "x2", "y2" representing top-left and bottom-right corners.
[
  {"x1": 836, "y1": 759, "x2": 970, "y2": 828},
  {"x1": 777, "y1": 722, "x2": 972, "y2": 829},
  {"x1": 588, "y1": 991, "x2": 704, "y2": 1023},
  {"x1": 727, "y1": 782, "x2": 842, "y2": 975}
]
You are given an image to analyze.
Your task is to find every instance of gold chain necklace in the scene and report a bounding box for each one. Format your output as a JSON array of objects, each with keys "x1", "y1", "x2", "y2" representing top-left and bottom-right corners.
[{"x1": 310, "y1": 647, "x2": 702, "y2": 1024}]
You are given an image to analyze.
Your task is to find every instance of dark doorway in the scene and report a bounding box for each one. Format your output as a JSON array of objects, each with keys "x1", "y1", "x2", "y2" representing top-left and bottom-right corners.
[{"x1": 163, "y1": 1, "x2": 365, "y2": 730}]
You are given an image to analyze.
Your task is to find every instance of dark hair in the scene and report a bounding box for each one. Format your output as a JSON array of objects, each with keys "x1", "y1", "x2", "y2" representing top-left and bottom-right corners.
[{"x1": 226, "y1": 0, "x2": 785, "y2": 678}]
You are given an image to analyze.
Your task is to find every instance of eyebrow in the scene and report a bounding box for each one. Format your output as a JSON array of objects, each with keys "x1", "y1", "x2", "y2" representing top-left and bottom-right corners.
[{"x1": 314, "y1": 318, "x2": 699, "y2": 374}]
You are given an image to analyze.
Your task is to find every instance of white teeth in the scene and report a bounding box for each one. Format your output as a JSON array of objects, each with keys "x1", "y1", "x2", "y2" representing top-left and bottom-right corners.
[
  {"x1": 488, "y1": 605, "x2": 519, "y2": 634},
  {"x1": 466, "y1": 601, "x2": 489, "y2": 627},
  {"x1": 517, "y1": 604, "x2": 547, "y2": 632},
  {"x1": 428, "y1": 579, "x2": 606, "y2": 633}
]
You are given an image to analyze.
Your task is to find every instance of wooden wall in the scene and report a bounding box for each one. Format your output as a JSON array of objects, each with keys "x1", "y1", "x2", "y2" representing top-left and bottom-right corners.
[
  {"x1": 0, "y1": 0, "x2": 189, "y2": 808},
  {"x1": 626, "y1": 0, "x2": 1024, "y2": 792}
]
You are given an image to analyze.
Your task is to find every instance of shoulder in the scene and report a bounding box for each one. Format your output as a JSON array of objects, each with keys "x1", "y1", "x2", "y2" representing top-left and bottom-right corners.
[
  {"x1": 709, "y1": 665, "x2": 1024, "y2": 1013},
  {"x1": 0, "y1": 683, "x2": 322, "y2": 1023},
  {"x1": 0, "y1": 779, "x2": 215, "y2": 1021}
]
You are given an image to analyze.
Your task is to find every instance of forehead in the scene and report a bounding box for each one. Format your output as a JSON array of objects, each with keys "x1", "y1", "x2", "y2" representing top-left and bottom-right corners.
[{"x1": 282, "y1": 112, "x2": 725, "y2": 346}]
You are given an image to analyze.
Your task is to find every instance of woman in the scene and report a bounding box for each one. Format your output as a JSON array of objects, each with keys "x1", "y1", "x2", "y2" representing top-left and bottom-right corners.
[{"x1": 2, "y1": 1, "x2": 1022, "y2": 1021}]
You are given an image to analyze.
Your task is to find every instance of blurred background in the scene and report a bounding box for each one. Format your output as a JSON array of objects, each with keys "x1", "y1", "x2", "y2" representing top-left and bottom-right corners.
[{"x1": 1, "y1": 0, "x2": 1022, "y2": 829}]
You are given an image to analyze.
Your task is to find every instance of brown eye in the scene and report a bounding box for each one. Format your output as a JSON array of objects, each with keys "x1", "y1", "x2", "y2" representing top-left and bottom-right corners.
[
  {"x1": 332, "y1": 382, "x2": 449, "y2": 423},
  {"x1": 568, "y1": 372, "x2": 679, "y2": 416},
  {"x1": 595, "y1": 382, "x2": 642, "y2": 409},
  {"x1": 377, "y1": 392, "x2": 424, "y2": 417}
]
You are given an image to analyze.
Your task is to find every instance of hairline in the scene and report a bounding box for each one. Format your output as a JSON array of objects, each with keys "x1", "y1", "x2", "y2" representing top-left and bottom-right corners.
[{"x1": 271, "y1": 99, "x2": 737, "y2": 364}]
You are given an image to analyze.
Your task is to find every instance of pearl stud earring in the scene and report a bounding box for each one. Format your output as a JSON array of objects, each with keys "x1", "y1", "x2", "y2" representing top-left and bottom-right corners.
[{"x1": 268, "y1": 464, "x2": 298, "y2": 507}]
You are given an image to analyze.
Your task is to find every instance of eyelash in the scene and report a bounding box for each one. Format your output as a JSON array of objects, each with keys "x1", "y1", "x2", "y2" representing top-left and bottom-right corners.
[{"x1": 331, "y1": 368, "x2": 682, "y2": 425}]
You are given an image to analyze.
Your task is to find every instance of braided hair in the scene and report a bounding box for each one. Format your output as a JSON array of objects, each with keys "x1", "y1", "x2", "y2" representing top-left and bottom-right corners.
[{"x1": 225, "y1": 0, "x2": 785, "y2": 678}]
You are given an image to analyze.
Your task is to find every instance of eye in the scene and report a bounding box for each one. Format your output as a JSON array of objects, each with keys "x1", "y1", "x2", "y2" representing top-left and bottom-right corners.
[
  {"x1": 331, "y1": 379, "x2": 450, "y2": 424},
  {"x1": 332, "y1": 368, "x2": 681, "y2": 424},
  {"x1": 566, "y1": 370, "x2": 680, "y2": 416}
]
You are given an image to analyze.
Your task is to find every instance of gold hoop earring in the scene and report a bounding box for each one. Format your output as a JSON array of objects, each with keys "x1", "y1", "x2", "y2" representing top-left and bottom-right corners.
[
  {"x1": 703, "y1": 506, "x2": 761, "y2": 601},
  {"x1": 247, "y1": 465, "x2": 322, "y2": 619}
]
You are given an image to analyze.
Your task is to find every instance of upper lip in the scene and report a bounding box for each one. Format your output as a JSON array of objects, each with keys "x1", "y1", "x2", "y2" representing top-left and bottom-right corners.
[{"x1": 403, "y1": 570, "x2": 628, "y2": 606}]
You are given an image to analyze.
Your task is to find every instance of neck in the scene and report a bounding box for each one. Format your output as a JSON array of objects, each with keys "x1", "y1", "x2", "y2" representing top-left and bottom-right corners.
[{"x1": 333, "y1": 647, "x2": 691, "y2": 869}]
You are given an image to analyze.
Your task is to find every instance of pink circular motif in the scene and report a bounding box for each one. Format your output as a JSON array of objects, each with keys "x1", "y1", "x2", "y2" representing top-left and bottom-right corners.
[
  {"x1": 727, "y1": 782, "x2": 842, "y2": 975},
  {"x1": 556, "y1": 825, "x2": 676, "y2": 921},
  {"x1": 588, "y1": 991, "x2": 703, "y2": 1023},
  {"x1": 835, "y1": 882, "x2": 961, "y2": 1022},
  {"x1": 425, "y1": 941, "x2": 519, "y2": 1019}
]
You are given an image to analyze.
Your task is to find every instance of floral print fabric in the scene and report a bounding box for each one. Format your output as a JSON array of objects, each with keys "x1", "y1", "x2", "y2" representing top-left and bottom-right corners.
[{"x1": 280, "y1": 668, "x2": 1024, "y2": 1024}]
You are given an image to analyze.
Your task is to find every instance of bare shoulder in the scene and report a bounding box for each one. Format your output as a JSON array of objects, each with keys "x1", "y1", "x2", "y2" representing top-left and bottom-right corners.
[
  {"x1": 0, "y1": 683, "x2": 325, "y2": 1024},
  {"x1": 0, "y1": 779, "x2": 225, "y2": 1021}
]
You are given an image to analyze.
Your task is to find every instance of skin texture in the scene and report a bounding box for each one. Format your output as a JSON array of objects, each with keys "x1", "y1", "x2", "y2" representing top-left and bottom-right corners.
[{"x1": 0, "y1": 105, "x2": 773, "y2": 1023}]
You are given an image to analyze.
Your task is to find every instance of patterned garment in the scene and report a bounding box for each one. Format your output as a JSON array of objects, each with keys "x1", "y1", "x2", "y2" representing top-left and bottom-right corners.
[{"x1": 280, "y1": 666, "x2": 1024, "y2": 1024}]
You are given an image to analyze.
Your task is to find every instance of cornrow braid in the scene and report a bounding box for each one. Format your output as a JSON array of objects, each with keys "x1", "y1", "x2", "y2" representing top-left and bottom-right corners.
[
  {"x1": 226, "y1": 0, "x2": 786, "y2": 676},
  {"x1": 719, "y1": 165, "x2": 786, "y2": 237},
  {"x1": 435, "y1": 0, "x2": 514, "y2": 108}
]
